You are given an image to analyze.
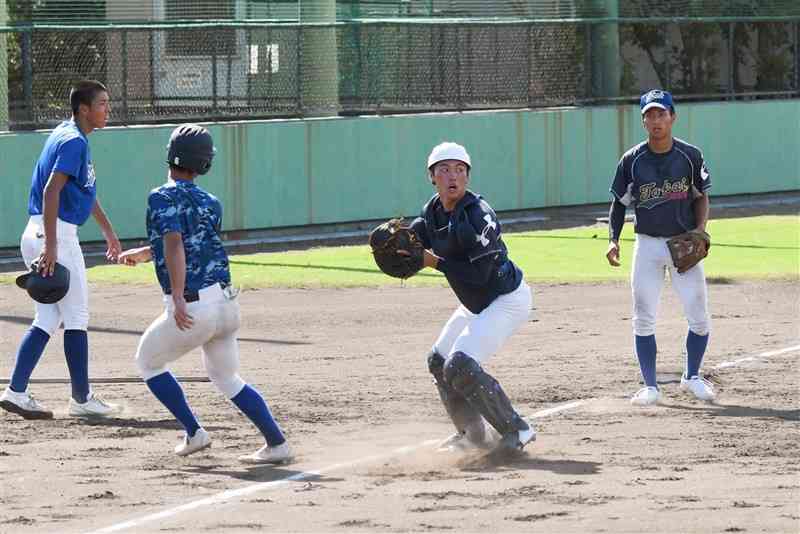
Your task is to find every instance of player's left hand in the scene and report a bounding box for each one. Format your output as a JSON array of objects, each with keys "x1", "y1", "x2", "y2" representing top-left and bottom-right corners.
[{"x1": 104, "y1": 232, "x2": 122, "y2": 262}]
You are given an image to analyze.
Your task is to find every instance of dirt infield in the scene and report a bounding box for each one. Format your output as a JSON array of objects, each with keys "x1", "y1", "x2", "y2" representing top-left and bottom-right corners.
[{"x1": 0, "y1": 279, "x2": 798, "y2": 534}]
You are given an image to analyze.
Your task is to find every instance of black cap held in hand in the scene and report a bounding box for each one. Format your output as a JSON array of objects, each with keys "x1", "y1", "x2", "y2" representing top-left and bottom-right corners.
[{"x1": 16, "y1": 261, "x2": 71, "y2": 304}]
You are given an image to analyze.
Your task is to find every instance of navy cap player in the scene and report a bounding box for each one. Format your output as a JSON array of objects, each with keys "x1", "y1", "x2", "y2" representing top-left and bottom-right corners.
[
  {"x1": 118, "y1": 124, "x2": 292, "y2": 463},
  {"x1": 605, "y1": 90, "x2": 715, "y2": 405},
  {"x1": 409, "y1": 142, "x2": 536, "y2": 452},
  {"x1": 1, "y1": 80, "x2": 121, "y2": 420}
]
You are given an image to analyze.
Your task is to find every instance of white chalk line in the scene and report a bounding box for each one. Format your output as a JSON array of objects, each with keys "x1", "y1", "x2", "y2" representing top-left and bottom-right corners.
[
  {"x1": 713, "y1": 344, "x2": 800, "y2": 369},
  {"x1": 85, "y1": 399, "x2": 586, "y2": 534},
  {"x1": 86, "y1": 342, "x2": 799, "y2": 534}
]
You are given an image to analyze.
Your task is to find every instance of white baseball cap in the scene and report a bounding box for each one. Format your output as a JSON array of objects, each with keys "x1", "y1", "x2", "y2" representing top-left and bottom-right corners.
[{"x1": 427, "y1": 142, "x2": 471, "y2": 170}]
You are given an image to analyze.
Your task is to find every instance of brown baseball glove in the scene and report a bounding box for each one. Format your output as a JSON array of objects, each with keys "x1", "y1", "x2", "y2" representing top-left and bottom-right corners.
[
  {"x1": 369, "y1": 218, "x2": 424, "y2": 279},
  {"x1": 666, "y1": 229, "x2": 711, "y2": 274}
]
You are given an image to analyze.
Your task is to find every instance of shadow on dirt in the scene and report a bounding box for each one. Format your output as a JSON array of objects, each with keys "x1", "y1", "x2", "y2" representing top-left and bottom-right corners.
[
  {"x1": 661, "y1": 403, "x2": 799, "y2": 421},
  {"x1": 0, "y1": 315, "x2": 311, "y2": 345},
  {"x1": 72, "y1": 417, "x2": 236, "y2": 432},
  {"x1": 457, "y1": 449, "x2": 602, "y2": 475}
]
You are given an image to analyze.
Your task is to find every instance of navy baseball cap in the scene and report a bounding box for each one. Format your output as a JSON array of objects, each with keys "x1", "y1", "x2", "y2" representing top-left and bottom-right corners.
[{"x1": 640, "y1": 89, "x2": 675, "y2": 114}]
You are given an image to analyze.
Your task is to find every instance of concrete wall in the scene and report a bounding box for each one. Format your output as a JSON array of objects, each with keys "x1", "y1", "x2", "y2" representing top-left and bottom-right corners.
[{"x1": 1, "y1": 99, "x2": 798, "y2": 248}]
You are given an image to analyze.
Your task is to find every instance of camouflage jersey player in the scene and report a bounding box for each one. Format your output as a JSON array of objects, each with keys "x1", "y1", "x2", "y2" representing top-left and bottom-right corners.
[
  {"x1": 410, "y1": 142, "x2": 535, "y2": 452},
  {"x1": 118, "y1": 124, "x2": 292, "y2": 463},
  {"x1": 606, "y1": 90, "x2": 715, "y2": 406}
]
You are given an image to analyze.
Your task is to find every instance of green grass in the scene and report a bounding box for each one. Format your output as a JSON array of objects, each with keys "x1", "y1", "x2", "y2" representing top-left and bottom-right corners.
[{"x1": 2, "y1": 215, "x2": 797, "y2": 288}]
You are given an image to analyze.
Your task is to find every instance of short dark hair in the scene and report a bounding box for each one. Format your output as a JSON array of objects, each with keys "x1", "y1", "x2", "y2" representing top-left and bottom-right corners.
[
  {"x1": 69, "y1": 80, "x2": 108, "y2": 115},
  {"x1": 168, "y1": 163, "x2": 197, "y2": 175}
]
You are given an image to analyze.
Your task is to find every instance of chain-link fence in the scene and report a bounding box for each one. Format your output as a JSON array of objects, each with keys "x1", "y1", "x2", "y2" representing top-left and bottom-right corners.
[{"x1": 2, "y1": 16, "x2": 799, "y2": 130}]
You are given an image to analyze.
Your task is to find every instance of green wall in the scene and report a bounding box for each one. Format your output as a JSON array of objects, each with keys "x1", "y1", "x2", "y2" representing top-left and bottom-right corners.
[{"x1": 1, "y1": 100, "x2": 798, "y2": 248}]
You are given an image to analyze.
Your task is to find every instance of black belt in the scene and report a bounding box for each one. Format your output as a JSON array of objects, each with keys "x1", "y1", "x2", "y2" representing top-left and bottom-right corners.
[{"x1": 166, "y1": 282, "x2": 228, "y2": 303}]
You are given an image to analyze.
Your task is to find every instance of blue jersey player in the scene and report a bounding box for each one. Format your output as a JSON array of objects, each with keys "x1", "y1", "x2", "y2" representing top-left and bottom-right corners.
[
  {"x1": 410, "y1": 142, "x2": 535, "y2": 452},
  {"x1": 1, "y1": 80, "x2": 121, "y2": 420},
  {"x1": 118, "y1": 124, "x2": 292, "y2": 463},
  {"x1": 605, "y1": 90, "x2": 715, "y2": 406}
]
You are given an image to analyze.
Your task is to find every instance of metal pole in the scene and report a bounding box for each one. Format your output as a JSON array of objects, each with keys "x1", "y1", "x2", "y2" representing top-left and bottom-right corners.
[
  {"x1": 299, "y1": 0, "x2": 339, "y2": 117},
  {"x1": 795, "y1": 21, "x2": 799, "y2": 95},
  {"x1": 121, "y1": 29, "x2": 129, "y2": 122},
  {"x1": 212, "y1": 34, "x2": 218, "y2": 114},
  {"x1": 728, "y1": 22, "x2": 734, "y2": 99},
  {"x1": 22, "y1": 30, "x2": 33, "y2": 125},
  {"x1": 590, "y1": 0, "x2": 620, "y2": 100},
  {"x1": 149, "y1": 28, "x2": 155, "y2": 112},
  {"x1": 526, "y1": 23, "x2": 532, "y2": 107},
  {"x1": 0, "y1": 0, "x2": 8, "y2": 131}
]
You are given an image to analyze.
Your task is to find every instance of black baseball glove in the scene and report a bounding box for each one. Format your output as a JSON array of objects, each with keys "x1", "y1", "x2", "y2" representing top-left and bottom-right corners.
[
  {"x1": 369, "y1": 218, "x2": 424, "y2": 279},
  {"x1": 666, "y1": 229, "x2": 711, "y2": 274}
]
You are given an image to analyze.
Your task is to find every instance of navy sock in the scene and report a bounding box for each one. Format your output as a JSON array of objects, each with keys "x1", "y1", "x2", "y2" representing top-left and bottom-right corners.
[
  {"x1": 686, "y1": 330, "x2": 710, "y2": 379},
  {"x1": 231, "y1": 385, "x2": 286, "y2": 446},
  {"x1": 9, "y1": 326, "x2": 50, "y2": 393},
  {"x1": 64, "y1": 330, "x2": 90, "y2": 403},
  {"x1": 146, "y1": 372, "x2": 200, "y2": 437},
  {"x1": 635, "y1": 335, "x2": 658, "y2": 388}
]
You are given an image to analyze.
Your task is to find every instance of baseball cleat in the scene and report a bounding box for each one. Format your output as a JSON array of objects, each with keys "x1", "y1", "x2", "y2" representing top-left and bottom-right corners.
[
  {"x1": 630, "y1": 386, "x2": 661, "y2": 406},
  {"x1": 497, "y1": 422, "x2": 537, "y2": 452},
  {"x1": 68, "y1": 392, "x2": 120, "y2": 418},
  {"x1": 436, "y1": 431, "x2": 489, "y2": 453},
  {"x1": 680, "y1": 375, "x2": 716, "y2": 402},
  {"x1": 175, "y1": 428, "x2": 211, "y2": 456},
  {"x1": 0, "y1": 387, "x2": 53, "y2": 420},
  {"x1": 239, "y1": 441, "x2": 293, "y2": 465}
]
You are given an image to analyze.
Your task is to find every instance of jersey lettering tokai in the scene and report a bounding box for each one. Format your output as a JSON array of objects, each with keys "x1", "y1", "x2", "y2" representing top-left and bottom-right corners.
[
  {"x1": 411, "y1": 190, "x2": 523, "y2": 314},
  {"x1": 611, "y1": 138, "x2": 712, "y2": 237},
  {"x1": 146, "y1": 180, "x2": 231, "y2": 295},
  {"x1": 28, "y1": 119, "x2": 97, "y2": 226}
]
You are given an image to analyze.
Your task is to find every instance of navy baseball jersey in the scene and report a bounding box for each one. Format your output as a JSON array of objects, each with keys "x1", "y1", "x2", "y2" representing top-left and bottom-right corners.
[
  {"x1": 28, "y1": 119, "x2": 97, "y2": 226},
  {"x1": 610, "y1": 138, "x2": 712, "y2": 237},
  {"x1": 146, "y1": 180, "x2": 230, "y2": 295},
  {"x1": 411, "y1": 190, "x2": 522, "y2": 314}
]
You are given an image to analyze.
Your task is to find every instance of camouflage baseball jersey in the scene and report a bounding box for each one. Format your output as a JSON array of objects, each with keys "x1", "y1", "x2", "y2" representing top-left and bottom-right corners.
[
  {"x1": 611, "y1": 137, "x2": 712, "y2": 238},
  {"x1": 146, "y1": 179, "x2": 231, "y2": 295}
]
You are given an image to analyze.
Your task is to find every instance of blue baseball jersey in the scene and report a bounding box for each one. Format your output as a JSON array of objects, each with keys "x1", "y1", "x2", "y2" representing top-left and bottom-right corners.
[
  {"x1": 610, "y1": 138, "x2": 712, "y2": 237},
  {"x1": 28, "y1": 119, "x2": 97, "y2": 226},
  {"x1": 146, "y1": 179, "x2": 231, "y2": 295},
  {"x1": 411, "y1": 190, "x2": 522, "y2": 314}
]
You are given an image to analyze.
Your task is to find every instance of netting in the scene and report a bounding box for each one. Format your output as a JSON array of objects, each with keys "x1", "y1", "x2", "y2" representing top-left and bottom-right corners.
[
  {"x1": 5, "y1": 1, "x2": 800, "y2": 23},
  {"x1": 7, "y1": 0, "x2": 800, "y2": 23},
  {"x1": 2, "y1": 2, "x2": 799, "y2": 129}
]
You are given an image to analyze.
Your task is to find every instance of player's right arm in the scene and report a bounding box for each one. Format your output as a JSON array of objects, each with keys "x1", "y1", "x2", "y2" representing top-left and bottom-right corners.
[
  {"x1": 606, "y1": 151, "x2": 634, "y2": 267},
  {"x1": 38, "y1": 171, "x2": 70, "y2": 276},
  {"x1": 606, "y1": 200, "x2": 625, "y2": 267},
  {"x1": 163, "y1": 231, "x2": 193, "y2": 331}
]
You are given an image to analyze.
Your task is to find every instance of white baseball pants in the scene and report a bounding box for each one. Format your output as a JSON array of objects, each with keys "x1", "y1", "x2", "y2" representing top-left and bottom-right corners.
[
  {"x1": 135, "y1": 283, "x2": 246, "y2": 399},
  {"x1": 631, "y1": 234, "x2": 710, "y2": 337},
  {"x1": 20, "y1": 215, "x2": 89, "y2": 334},
  {"x1": 433, "y1": 280, "x2": 532, "y2": 364}
]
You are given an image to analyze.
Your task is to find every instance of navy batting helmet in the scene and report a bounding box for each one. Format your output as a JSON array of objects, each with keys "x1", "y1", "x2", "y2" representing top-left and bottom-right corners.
[
  {"x1": 16, "y1": 261, "x2": 70, "y2": 304},
  {"x1": 166, "y1": 124, "x2": 215, "y2": 175}
]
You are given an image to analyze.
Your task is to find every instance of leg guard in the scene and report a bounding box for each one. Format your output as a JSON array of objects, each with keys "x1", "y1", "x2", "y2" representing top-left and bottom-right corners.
[
  {"x1": 427, "y1": 350, "x2": 485, "y2": 443},
  {"x1": 443, "y1": 351, "x2": 528, "y2": 437}
]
